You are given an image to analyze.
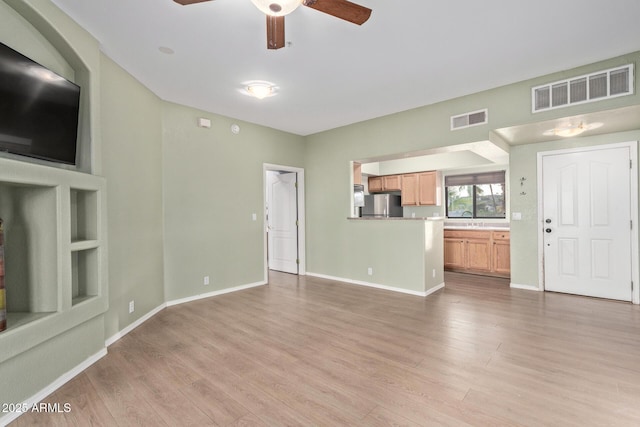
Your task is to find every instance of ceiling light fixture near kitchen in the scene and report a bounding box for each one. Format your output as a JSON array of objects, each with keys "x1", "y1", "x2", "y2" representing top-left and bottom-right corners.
[
  {"x1": 243, "y1": 81, "x2": 277, "y2": 99},
  {"x1": 247, "y1": 84, "x2": 273, "y2": 99},
  {"x1": 543, "y1": 121, "x2": 603, "y2": 138},
  {"x1": 158, "y1": 46, "x2": 175, "y2": 55},
  {"x1": 251, "y1": 0, "x2": 302, "y2": 16}
]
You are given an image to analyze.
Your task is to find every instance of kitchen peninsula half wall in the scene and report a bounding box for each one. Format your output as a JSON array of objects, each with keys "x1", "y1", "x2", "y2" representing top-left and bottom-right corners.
[{"x1": 329, "y1": 218, "x2": 444, "y2": 296}]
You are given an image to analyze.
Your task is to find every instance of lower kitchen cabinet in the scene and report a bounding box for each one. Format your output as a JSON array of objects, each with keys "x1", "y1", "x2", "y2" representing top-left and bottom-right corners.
[
  {"x1": 444, "y1": 229, "x2": 510, "y2": 277},
  {"x1": 443, "y1": 238, "x2": 465, "y2": 269},
  {"x1": 492, "y1": 231, "x2": 511, "y2": 275}
]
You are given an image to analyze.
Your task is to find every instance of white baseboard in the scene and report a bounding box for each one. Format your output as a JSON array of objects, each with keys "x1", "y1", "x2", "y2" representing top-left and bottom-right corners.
[
  {"x1": 105, "y1": 303, "x2": 167, "y2": 347},
  {"x1": 425, "y1": 282, "x2": 446, "y2": 296},
  {"x1": 510, "y1": 283, "x2": 542, "y2": 291},
  {"x1": 166, "y1": 280, "x2": 268, "y2": 307},
  {"x1": 0, "y1": 349, "x2": 107, "y2": 427},
  {"x1": 306, "y1": 272, "x2": 444, "y2": 297}
]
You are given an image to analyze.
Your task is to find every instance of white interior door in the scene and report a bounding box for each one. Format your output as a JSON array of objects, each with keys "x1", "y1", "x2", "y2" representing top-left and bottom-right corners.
[
  {"x1": 267, "y1": 171, "x2": 298, "y2": 274},
  {"x1": 542, "y1": 146, "x2": 632, "y2": 301}
]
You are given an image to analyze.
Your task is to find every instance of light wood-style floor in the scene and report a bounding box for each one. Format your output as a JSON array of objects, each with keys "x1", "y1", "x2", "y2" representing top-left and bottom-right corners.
[{"x1": 12, "y1": 271, "x2": 640, "y2": 426}]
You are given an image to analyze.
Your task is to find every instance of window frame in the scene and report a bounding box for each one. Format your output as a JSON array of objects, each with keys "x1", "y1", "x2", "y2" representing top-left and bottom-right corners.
[{"x1": 445, "y1": 171, "x2": 506, "y2": 219}]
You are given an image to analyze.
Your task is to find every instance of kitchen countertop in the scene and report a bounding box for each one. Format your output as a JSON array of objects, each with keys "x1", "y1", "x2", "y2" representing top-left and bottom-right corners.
[
  {"x1": 347, "y1": 217, "x2": 510, "y2": 230},
  {"x1": 348, "y1": 216, "x2": 445, "y2": 221},
  {"x1": 444, "y1": 226, "x2": 510, "y2": 230}
]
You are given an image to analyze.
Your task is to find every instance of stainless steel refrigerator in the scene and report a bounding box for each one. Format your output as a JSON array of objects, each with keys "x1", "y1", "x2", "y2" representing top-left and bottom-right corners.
[{"x1": 362, "y1": 194, "x2": 403, "y2": 217}]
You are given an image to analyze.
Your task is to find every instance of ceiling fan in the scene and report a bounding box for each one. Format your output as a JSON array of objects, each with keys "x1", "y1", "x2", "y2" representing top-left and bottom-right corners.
[{"x1": 173, "y1": 0, "x2": 372, "y2": 50}]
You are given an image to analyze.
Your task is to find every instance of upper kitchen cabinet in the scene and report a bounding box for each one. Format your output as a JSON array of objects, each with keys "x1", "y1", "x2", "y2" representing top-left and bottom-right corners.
[
  {"x1": 368, "y1": 176, "x2": 383, "y2": 192},
  {"x1": 353, "y1": 162, "x2": 362, "y2": 185},
  {"x1": 383, "y1": 175, "x2": 402, "y2": 191},
  {"x1": 368, "y1": 174, "x2": 402, "y2": 193},
  {"x1": 401, "y1": 171, "x2": 441, "y2": 206}
]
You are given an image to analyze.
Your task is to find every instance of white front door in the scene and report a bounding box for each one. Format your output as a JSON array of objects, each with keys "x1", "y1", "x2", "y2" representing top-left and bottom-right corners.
[
  {"x1": 542, "y1": 146, "x2": 632, "y2": 301},
  {"x1": 267, "y1": 171, "x2": 298, "y2": 274}
]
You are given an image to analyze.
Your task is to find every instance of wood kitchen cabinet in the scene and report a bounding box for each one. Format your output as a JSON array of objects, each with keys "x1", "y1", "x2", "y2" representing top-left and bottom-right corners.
[
  {"x1": 401, "y1": 171, "x2": 441, "y2": 206},
  {"x1": 444, "y1": 229, "x2": 510, "y2": 277},
  {"x1": 368, "y1": 176, "x2": 383, "y2": 192},
  {"x1": 401, "y1": 173, "x2": 418, "y2": 205},
  {"x1": 353, "y1": 162, "x2": 362, "y2": 185},
  {"x1": 368, "y1": 175, "x2": 402, "y2": 192},
  {"x1": 466, "y1": 237, "x2": 492, "y2": 272},
  {"x1": 443, "y1": 237, "x2": 465, "y2": 269},
  {"x1": 383, "y1": 175, "x2": 402, "y2": 191},
  {"x1": 492, "y1": 231, "x2": 511, "y2": 275}
]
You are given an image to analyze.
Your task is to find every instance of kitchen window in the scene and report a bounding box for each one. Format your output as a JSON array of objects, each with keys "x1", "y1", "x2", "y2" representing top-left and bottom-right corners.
[{"x1": 445, "y1": 171, "x2": 506, "y2": 219}]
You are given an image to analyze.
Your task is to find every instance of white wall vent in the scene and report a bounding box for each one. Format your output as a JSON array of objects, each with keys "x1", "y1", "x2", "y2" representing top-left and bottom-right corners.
[
  {"x1": 450, "y1": 109, "x2": 488, "y2": 130},
  {"x1": 532, "y1": 64, "x2": 634, "y2": 113}
]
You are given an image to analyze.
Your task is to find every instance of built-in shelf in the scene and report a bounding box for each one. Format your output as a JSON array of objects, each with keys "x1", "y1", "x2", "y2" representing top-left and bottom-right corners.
[
  {"x1": 4, "y1": 312, "x2": 55, "y2": 332},
  {"x1": 70, "y1": 240, "x2": 99, "y2": 252},
  {"x1": 71, "y1": 247, "x2": 99, "y2": 305},
  {"x1": 0, "y1": 181, "x2": 58, "y2": 319},
  {"x1": 70, "y1": 188, "x2": 98, "y2": 242},
  {"x1": 0, "y1": 157, "x2": 106, "y2": 364}
]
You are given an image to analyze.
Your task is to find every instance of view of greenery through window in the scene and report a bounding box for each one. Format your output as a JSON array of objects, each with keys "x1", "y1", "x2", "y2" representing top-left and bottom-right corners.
[{"x1": 447, "y1": 184, "x2": 505, "y2": 218}]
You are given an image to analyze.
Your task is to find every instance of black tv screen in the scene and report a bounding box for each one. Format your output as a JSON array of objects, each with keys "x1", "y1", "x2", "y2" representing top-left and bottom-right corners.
[{"x1": 0, "y1": 41, "x2": 80, "y2": 165}]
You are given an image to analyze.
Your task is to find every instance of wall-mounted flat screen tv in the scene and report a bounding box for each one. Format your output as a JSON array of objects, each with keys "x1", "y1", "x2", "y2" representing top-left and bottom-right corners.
[{"x1": 0, "y1": 41, "x2": 80, "y2": 165}]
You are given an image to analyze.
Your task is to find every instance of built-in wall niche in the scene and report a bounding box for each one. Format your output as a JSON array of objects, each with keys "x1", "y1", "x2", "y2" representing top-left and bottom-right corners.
[
  {"x1": 71, "y1": 247, "x2": 98, "y2": 305},
  {"x1": 70, "y1": 188, "x2": 98, "y2": 243},
  {"x1": 70, "y1": 188, "x2": 99, "y2": 306},
  {"x1": 0, "y1": 182, "x2": 58, "y2": 330}
]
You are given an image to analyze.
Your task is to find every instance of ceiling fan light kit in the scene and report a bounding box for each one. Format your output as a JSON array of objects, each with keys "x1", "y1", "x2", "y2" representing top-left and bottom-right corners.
[
  {"x1": 251, "y1": 0, "x2": 302, "y2": 16},
  {"x1": 173, "y1": 0, "x2": 372, "y2": 50}
]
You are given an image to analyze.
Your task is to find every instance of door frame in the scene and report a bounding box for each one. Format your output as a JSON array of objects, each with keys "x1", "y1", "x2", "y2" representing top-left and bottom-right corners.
[
  {"x1": 536, "y1": 141, "x2": 639, "y2": 304},
  {"x1": 263, "y1": 163, "x2": 306, "y2": 280}
]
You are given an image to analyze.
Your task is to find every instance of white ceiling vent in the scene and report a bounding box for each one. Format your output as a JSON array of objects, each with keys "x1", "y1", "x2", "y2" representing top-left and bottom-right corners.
[
  {"x1": 532, "y1": 64, "x2": 634, "y2": 113},
  {"x1": 450, "y1": 109, "x2": 488, "y2": 130}
]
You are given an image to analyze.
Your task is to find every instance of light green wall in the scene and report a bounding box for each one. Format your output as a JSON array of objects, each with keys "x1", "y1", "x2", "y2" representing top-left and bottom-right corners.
[
  {"x1": 100, "y1": 55, "x2": 165, "y2": 339},
  {"x1": 161, "y1": 103, "x2": 305, "y2": 301}
]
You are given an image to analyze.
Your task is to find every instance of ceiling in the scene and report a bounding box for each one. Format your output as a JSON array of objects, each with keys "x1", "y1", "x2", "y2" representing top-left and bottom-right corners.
[{"x1": 50, "y1": 0, "x2": 640, "y2": 136}]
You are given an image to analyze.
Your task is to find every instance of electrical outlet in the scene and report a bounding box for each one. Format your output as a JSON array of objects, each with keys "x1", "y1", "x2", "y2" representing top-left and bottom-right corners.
[
  {"x1": 432, "y1": 269, "x2": 436, "y2": 278},
  {"x1": 128, "y1": 300, "x2": 135, "y2": 314},
  {"x1": 204, "y1": 276, "x2": 210, "y2": 285},
  {"x1": 367, "y1": 267, "x2": 373, "y2": 276}
]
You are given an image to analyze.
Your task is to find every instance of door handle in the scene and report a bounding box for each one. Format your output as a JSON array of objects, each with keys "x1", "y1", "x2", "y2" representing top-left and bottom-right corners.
[{"x1": 545, "y1": 228, "x2": 552, "y2": 233}]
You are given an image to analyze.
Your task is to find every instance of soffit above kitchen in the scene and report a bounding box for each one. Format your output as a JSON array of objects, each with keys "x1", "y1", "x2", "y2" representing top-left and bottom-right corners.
[
  {"x1": 50, "y1": 0, "x2": 640, "y2": 136},
  {"x1": 495, "y1": 105, "x2": 640, "y2": 146},
  {"x1": 357, "y1": 140, "x2": 509, "y2": 174}
]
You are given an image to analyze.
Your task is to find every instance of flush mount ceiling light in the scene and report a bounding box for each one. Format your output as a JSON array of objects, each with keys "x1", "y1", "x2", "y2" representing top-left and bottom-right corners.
[
  {"x1": 543, "y1": 122, "x2": 603, "y2": 138},
  {"x1": 251, "y1": 0, "x2": 302, "y2": 16},
  {"x1": 242, "y1": 81, "x2": 277, "y2": 99},
  {"x1": 247, "y1": 84, "x2": 273, "y2": 99}
]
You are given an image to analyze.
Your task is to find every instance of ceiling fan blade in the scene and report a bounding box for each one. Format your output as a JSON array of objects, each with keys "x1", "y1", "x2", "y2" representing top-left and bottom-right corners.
[
  {"x1": 303, "y1": 0, "x2": 371, "y2": 25},
  {"x1": 266, "y1": 15, "x2": 285, "y2": 50},
  {"x1": 173, "y1": 0, "x2": 214, "y2": 5}
]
